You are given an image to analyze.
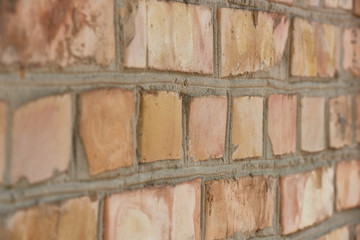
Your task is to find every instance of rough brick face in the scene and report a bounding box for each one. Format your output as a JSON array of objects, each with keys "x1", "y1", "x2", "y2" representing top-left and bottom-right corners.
[
  {"x1": 329, "y1": 95, "x2": 352, "y2": 149},
  {"x1": 268, "y1": 95, "x2": 297, "y2": 156},
  {"x1": 219, "y1": 8, "x2": 289, "y2": 77},
  {"x1": 103, "y1": 179, "x2": 200, "y2": 240},
  {"x1": 80, "y1": 89, "x2": 135, "y2": 175},
  {"x1": 280, "y1": 167, "x2": 334, "y2": 235},
  {"x1": 12, "y1": 94, "x2": 72, "y2": 184},
  {"x1": 343, "y1": 28, "x2": 360, "y2": 76},
  {"x1": 204, "y1": 176, "x2": 275, "y2": 239},
  {"x1": 0, "y1": 101, "x2": 6, "y2": 183},
  {"x1": 139, "y1": 91, "x2": 182, "y2": 163},
  {"x1": 336, "y1": 160, "x2": 360, "y2": 210},
  {"x1": 317, "y1": 226, "x2": 350, "y2": 240},
  {"x1": 188, "y1": 96, "x2": 227, "y2": 161},
  {"x1": 301, "y1": 97, "x2": 325, "y2": 152},
  {"x1": 232, "y1": 96, "x2": 263, "y2": 160},
  {"x1": 357, "y1": 95, "x2": 360, "y2": 143},
  {"x1": 325, "y1": 0, "x2": 352, "y2": 9}
]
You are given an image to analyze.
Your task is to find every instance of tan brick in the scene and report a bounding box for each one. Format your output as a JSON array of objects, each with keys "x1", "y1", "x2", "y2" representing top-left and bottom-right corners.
[
  {"x1": 232, "y1": 96, "x2": 263, "y2": 160},
  {"x1": 80, "y1": 89, "x2": 135, "y2": 175},
  {"x1": 325, "y1": 0, "x2": 352, "y2": 9},
  {"x1": 329, "y1": 95, "x2": 352, "y2": 149},
  {"x1": 356, "y1": 223, "x2": 360, "y2": 240},
  {"x1": 355, "y1": 0, "x2": 360, "y2": 16},
  {"x1": 188, "y1": 96, "x2": 227, "y2": 161},
  {"x1": 219, "y1": 8, "x2": 289, "y2": 77},
  {"x1": 103, "y1": 179, "x2": 201, "y2": 240},
  {"x1": 343, "y1": 28, "x2": 360, "y2": 76},
  {"x1": 0, "y1": 0, "x2": 114, "y2": 67},
  {"x1": 336, "y1": 160, "x2": 360, "y2": 210},
  {"x1": 280, "y1": 167, "x2": 334, "y2": 235},
  {"x1": 204, "y1": 176, "x2": 275, "y2": 239},
  {"x1": 268, "y1": 95, "x2": 297, "y2": 156},
  {"x1": 306, "y1": 0, "x2": 320, "y2": 6},
  {"x1": 12, "y1": 94, "x2": 72, "y2": 184},
  {"x1": 301, "y1": 97, "x2": 325, "y2": 152},
  {"x1": 139, "y1": 91, "x2": 182, "y2": 163},
  {"x1": 357, "y1": 95, "x2": 360, "y2": 143},
  {"x1": 269, "y1": 0, "x2": 294, "y2": 5},
  {"x1": 0, "y1": 101, "x2": 7, "y2": 183},
  {"x1": 147, "y1": 0, "x2": 213, "y2": 74},
  {"x1": 317, "y1": 226, "x2": 350, "y2": 240}
]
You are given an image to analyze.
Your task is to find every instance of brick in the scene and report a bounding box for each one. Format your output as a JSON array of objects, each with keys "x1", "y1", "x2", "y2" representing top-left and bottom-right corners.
[
  {"x1": 0, "y1": 0, "x2": 114, "y2": 67},
  {"x1": 188, "y1": 96, "x2": 227, "y2": 161},
  {"x1": 306, "y1": 0, "x2": 320, "y2": 6},
  {"x1": 301, "y1": 97, "x2": 325, "y2": 152},
  {"x1": 268, "y1": 95, "x2": 297, "y2": 156},
  {"x1": 139, "y1": 91, "x2": 182, "y2": 163},
  {"x1": 357, "y1": 95, "x2": 360, "y2": 143},
  {"x1": 0, "y1": 101, "x2": 7, "y2": 183},
  {"x1": 355, "y1": 0, "x2": 360, "y2": 16},
  {"x1": 329, "y1": 95, "x2": 352, "y2": 149},
  {"x1": 344, "y1": 28, "x2": 360, "y2": 76},
  {"x1": 103, "y1": 179, "x2": 201, "y2": 240},
  {"x1": 204, "y1": 176, "x2": 275, "y2": 239},
  {"x1": 357, "y1": 223, "x2": 360, "y2": 240},
  {"x1": 280, "y1": 167, "x2": 334, "y2": 235},
  {"x1": 336, "y1": 160, "x2": 360, "y2": 210},
  {"x1": 11, "y1": 94, "x2": 72, "y2": 184},
  {"x1": 232, "y1": 96, "x2": 263, "y2": 160},
  {"x1": 219, "y1": 8, "x2": 289, "y2": 77},
  {"x1": 80, "y1": 89, "x2": 135, "y2": 175},
  {"x1": 269, "y1": 0, "x2": 294, "y2": 5},
  {"x1": 317, "y1": 226, "x2": 350, "y2": 240},
  {"x1": 147, "y1": 0, "x2": 213, "y2": 74},
  {"x1": 325, "y1": 0, "x2": 352, "y2": 9}
]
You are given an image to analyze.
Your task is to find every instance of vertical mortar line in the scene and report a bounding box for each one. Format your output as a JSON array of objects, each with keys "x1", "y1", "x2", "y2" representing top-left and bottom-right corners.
[
  {"x1": 115, "y1": 0, "x2": 124, "y2": 71},
  {"x1": 351, "y1": 93, "x2": 356, "y2": 145},
  {"x1": 182, "y1": 94, "x2": 190, "y2": 167},
  {"x1": 212, "y1": 4, "x2": 220, "y2": 78},
  {"x1": 97, "y1": 195, "x2": 105, "y2": 240},
  {"x1": 263, "y1": 92, "x2": 268, "y2": 162},
  {"x1": 338, "y1": 26, "x2": 345, "y2": 82},
  {"x1": 70, "y1": 92, "x2": 78, "y2": 180},
  {"x1": 134, "y1": 87, "x2": 141, "y2": 172},
  {"x1": 4, "y1": 100, "x2": 13, "y2": 186},
  {"x1": 200, "y1": 178, "x2": 206, "y2": 240},
  {"x1": 224, "y1": 91, "x2": 232, "y2": 165},
  {"x1": 332, "y1": 157, "x2": 337, "y2": 216},
  {"x1": 296, "y1": 93, "x2": 301, "y2": 155},
  {"x1": 325, "y1": 95, "x2": 330, "y2": 153},
  {"x1": 285, "y1": 15, "x2": 292, "y2": 83},
  {"x1": 274, "y1": 175, "x2": 282, "y2": 237}
]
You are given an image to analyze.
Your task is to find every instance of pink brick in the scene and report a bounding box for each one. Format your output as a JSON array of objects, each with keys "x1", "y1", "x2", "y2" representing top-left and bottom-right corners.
[
  {"x1": 268, "y1": 95, "x2": 297, "y2": 156},
  {"x1": 11, "y1": 94, "x2": 72, "y2": 184},
  {"x1": 357, "y1": 95, "x2": 360, "y2": 143},
  {"x1": 344, "y1": 28, "x2": 360, "y2": 76},
  {"x1": 280, "y1": 167, "x2": 334, "y2": 235},
  {"x1": 317, "y1": 226, "x2": 350, "y2": 240},
  {"x1": 325, "y1": 0, "x2": 352, "y2": 9},
  {"x1": 204, "y1": 176, "x2": 276, "y2": 239},
  {"x1": 336, "y1": 160, "x2": 360, "y2": 210},
  {"x1": 0, "y1": 101, "x2": 7, "y2": 183},
  {"x1": 188, "y1": 96, "x2": 227, "y2": 161},
  {"x1": 103, "y1": 179, "x2": 201, "y2": 240}
]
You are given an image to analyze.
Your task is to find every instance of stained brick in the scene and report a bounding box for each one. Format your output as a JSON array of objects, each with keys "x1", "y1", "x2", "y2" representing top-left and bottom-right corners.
[
  {"x1": 268, "y1": 95, "x2": 297, "y2": 156},
  {"x1": 103, "y1": 179, "x2": 201, "y2": 240},
  {"x1": 219, "y1": 8, "x2": 289, "y2": 77},
  {"x1": 325, "y1": 0, "x2": 352, "y2": 9},
  {"x1": 336, "y1": 160, "x2": 360, "y2": 210},
  {"x1": 317, "y1": 226, "x2": 350, "y2": 240},
  {"x1": 280, "y1": 167, "x2": 334, "y2": 235},
  {"x1": 80, "y1": 89, "x2": 135, "y2": 175},
  {"x1": 11, "y1": 94, "x2": 72, "y2": 184},
  {"x1": 204, "y1": 176, "x2": 276, "y2": 239},
  {"x1": 0, "y1": 101, "x2": 7, "y2": 183},
  {"x1": 343, "y1": 28, "x2": 360, "y2": 76},
  {"x1": 188, "y1": 96, "x2": 227, "y2": 161},
  {"x1": 301, "y1": 97, "x2": 325, "y2": 152},
  {"x1": 357, "y1": 95, "x2": 360, "y2": 143},
  {"x1": 329, "y1": 95, "x2": 352, "y2": 149},
  {"x1": 139, "y1": 91, "x2": 182, "y2": 163},
  {"x1": 232, "y1": 96, "x2": 263, "y2": 160}
]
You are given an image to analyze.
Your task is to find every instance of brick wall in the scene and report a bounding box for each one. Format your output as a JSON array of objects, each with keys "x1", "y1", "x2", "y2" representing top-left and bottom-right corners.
[{"x1": 0, "y1": 0, "x2": 359, "y2": 239}]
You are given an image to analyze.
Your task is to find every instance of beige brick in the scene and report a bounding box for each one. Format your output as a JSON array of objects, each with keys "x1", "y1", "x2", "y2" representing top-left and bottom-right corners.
[
  {"x1": 343, "y1": 28, "x2": 360, "y2": 76},
  {"x1": 139, "y1": 91, "x2": 182, "y2": 163},
  {"x1": 0, "y1": 101, "x2": 7, "y2": 183},
  {"x1": 357, "y1": 95, "x2": 360, "y2": 143},
  {"x1": 219, "y1": 8, "x2": 289, "y2": 77},
  {"x1": 280, "y1": 167, "x2": 334, "y2": 235},
  {"x1": 12, "y1": 94, "x2": 72, "y2": 184},
  {"x1": 325, "y1": 0, "x2": 352, "y2": 9},
  {"x1": 80, "y1": 89, "x2": 135, "y2": 175},
  {"x1": 269, "y1": 0, "x2": 294, "y2": 5},
  {"x1": 317, "y1": 226, "x2": 350, "y2": 240},
  {"x1": 232, "y1": 96, "x2": 263, "y2": 160},
  {"x1": 356, "y1": 223, "x2": 360, "y2": 240}
]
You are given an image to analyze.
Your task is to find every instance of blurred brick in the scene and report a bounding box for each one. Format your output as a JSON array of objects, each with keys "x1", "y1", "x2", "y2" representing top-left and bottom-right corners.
[
  {"x1": 343, "y1": 28, "x2": 360, "y2": 76},
  {"x1": 139, "y1": 91, "x2": 182, "y2": 163},
  {"x1": 280, "y1": 167, "x2": 334, "y2": 235},
  {"x1": 103, "y1": 179, "x2": 201, "y2": 240},
  {"x1": 80, "y1": 89, "x2": 135, "y2": 175},
  {"x1": 12, "y1": 94, "x2": 72, "y2": 184},
  {"x1": 355, "y1": 0, "x2": 360, "y2": 16},
  {"x1": 325, "y1": 0, "x2": 352, "y2": 9},
  {"x1": 357, "y1": 95, "x2": 360, "y2": 143},
  {"x1": 188, "y1": 96, "x2": 227, "y2": 161},
  {"x1": 268, "y1": 95, "x2": 297, "y2": 156},
  {"x1": 357, "y1": 223, "x2": 360, "y2": 240},
  {"x1": 317, "y1": 226, "x2": 350, "y2": 240},
  {"x1": 336, "y1": 160, "x2": 360, "y2": 210},
  {"x1": 204, "y1": 176, "x2": 275, "y2": 239},
  {"x1": 232, "y1": 96, "x2": 263, "y2": 160},
  {"x1": 269, "y1": 0, "x2": 294, "y2": 5},
  {"x1": 0, "y1": 0, "x2": 115, "y2": 67},
  {"x1": 329, "y1": 95, "x2": 352, "y2": 149},
  {"x1": 301, "y1": 97, "x2": 325, "y2": 152},
  {"x1": 0, "y1": 101, "x2": 7, "y2": 183},
  {"x1": 306, "y1": 0, "x2": 320, "y2": 6},
  {"x1": 219, "y1": 8, "x2": 289, "y2": 77}
]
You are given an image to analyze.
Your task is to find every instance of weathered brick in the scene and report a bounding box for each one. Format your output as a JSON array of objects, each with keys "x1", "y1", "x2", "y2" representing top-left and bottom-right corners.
[
  {"x1": 336, "y1": 160, "x2": 360, "y2": 210},
  {"x1": 268, "y1": 95, "x2": 297, "y2": 156},
  {"x1": 219, "y1": 8, "x2": 289, "y2": 77},
  {"x1": 325, "y1": 0, "x2": 352, "y2": 9},
  {"x1": 356, "y1": 223, "x2": 360, "y2": 240},
  {"x1": 0, "y1": 0, "x2": 114, "y2": 67},
  {"x1": 343, "y1": 28, "x2": 360, "y2": 76},
  {"x1": 139, "y1": 91, "x2": 182, "y2": 163},
  {"x1": 280, "y1": 167, "x2": 334, "y2": 235},
  {"x1": 269, "y1": 0, "x2": 294, "y2": 5},
  {"x1": 103, "y1": 179, "x2": 201, "y2": 240},
  {"x1": 0, "y1": 101, "x2": 7, "y2": 183},
  {"x1": 80, "y1": 89, "x2": 135, "y2": 175},
  {"x1": 12, "y1": 94, "x2": 72, "y2": 184},
  {"x1": 329, "y1": 95, "x2": 352, "y2": 149},
  {"x1": 204, "y1": 176, "x2": 276, "y2": 239},
  {"x1": 188, "y1": 96, "x2": 227, "y2": 161},
  {"x1": 232, "y1": 96, "x2": 263, "y2": 160},
  {"x1": 147, "y1": 0, "x2": 213, "y2": 74},
  {"x1": 357, "y1": 95, "x2": 360, "y2": 143},
  {"x1": 306, "y1": 0, "x2": 320, "y2": 6},
  {"x1": 317, "y1": 226, "x2": 350, "y2": 240},
  {"x1": 355, "y1": 0, "x2": 360, "y2": 16},
  {"x1": 301, "y1": 97, "x2": 325, "y2": 152}
]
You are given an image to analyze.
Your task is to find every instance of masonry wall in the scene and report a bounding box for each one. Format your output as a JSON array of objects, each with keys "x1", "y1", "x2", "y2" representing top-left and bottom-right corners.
[{"x1": 0, "y1": 0, "x2": 359, "y2": 239}]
